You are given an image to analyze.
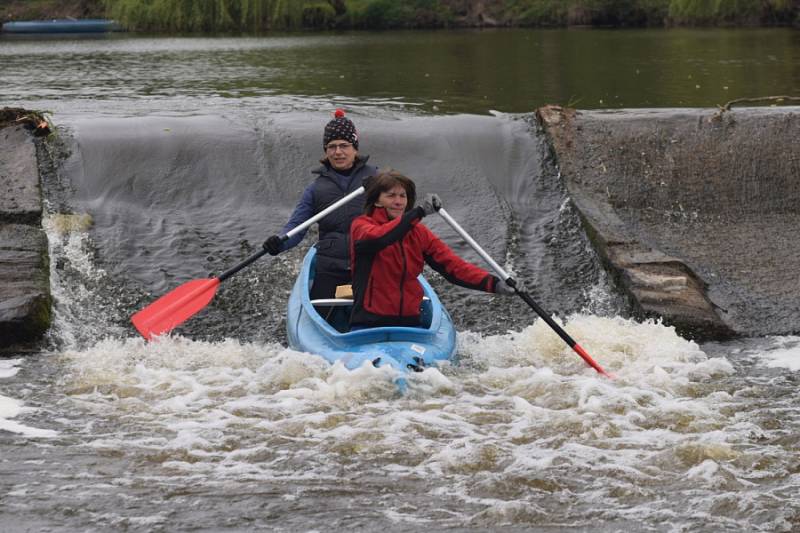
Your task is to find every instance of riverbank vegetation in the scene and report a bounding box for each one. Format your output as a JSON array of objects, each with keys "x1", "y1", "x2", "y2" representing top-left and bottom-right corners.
[
  {"x1": 509, "y1": 0, "x2": 797, "y2": 26},
  {"x1": 0, "y1": 0, "x2": 104, "y2": 21},
  {"x1": 2, "y1": 0, "x2": 798, "y2": 30}
]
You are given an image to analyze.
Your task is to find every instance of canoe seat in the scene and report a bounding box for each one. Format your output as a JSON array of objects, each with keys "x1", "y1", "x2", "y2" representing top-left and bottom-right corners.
[
  {"x1": 310, "y1": 296, "x2": 431, "y2": 307},
  {"x1": 310, "y1": 298, "x2": 354, "y2": 307}
]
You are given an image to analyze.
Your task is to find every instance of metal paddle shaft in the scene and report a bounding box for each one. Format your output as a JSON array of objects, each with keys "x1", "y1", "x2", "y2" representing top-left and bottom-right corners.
[
  {"x1": 436, "y1": 206, "x2": 610, "y2": 377},
  {"x1": 436, "y1": 207, "x2": 510, "y2": 280},
  {"x1": 132, "y1": 186, "x2": 366, "y2": 339},
  {"x1": 220, "y1": 185, "x2": 366, "y2": 281}
]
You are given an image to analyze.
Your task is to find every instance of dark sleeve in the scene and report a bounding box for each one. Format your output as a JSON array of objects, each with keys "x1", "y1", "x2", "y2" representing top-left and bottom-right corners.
[
  {"x1": 279, "y1": 184, "x2": 315, "y2": 251},
  {"x1": 352, "y1": 206, "x2": 425, "y2": 255}
]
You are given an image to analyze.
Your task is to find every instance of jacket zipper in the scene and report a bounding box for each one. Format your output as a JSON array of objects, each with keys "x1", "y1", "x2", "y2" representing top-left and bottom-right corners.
[
  {"x1": 368, "y1": 273, "x2": 374, "y2": 310},
  {"x1": 398, "y1": 236, "x2": 407, "y2": 317}
]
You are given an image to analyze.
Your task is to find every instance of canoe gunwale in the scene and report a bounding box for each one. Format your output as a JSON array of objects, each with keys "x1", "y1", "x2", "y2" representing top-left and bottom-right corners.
[
  {"x1": 286, "y1": 247, "x2": 457, "y2": 368},
  {"x1": 296, "y1": 248, "x2": 444, "y2": 348}
]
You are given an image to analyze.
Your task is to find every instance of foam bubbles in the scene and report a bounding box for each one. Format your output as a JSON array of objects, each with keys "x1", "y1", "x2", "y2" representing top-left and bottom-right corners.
[
  {"x1": 0, "y1": 359, "x2": 58, "y2": 438},
  {"x1": 40, "y1": 316, "x2": 795, "y2": 531},
  {"x1": 0, "y1": 358, "x2": 22, "y2": 379},
  {"x1": 756, "y1": 336, "x2": 800, "y2": 371}
]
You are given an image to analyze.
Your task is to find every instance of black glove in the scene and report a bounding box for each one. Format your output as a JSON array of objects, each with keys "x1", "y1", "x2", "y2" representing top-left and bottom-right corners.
[
  {"x1": 263, "y1": 235, "x2": 283, "y2": 256},
  {"x1": 495, "y1": 278, "x2": 522, "y2": 296},
  {"x1": 421, "y1": 193, "x2": 443, "y2": 217}
]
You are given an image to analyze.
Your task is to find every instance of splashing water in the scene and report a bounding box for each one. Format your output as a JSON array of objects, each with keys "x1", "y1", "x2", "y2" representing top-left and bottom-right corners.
[
  {"x1": 0, "y1": 359, "x2": 58, "y2": 438},
  {"x1": 1, "y1": 314, "x2": 788, "y2": 531},
  {"x1": 3, "y1": 208, "x2": 797, "y2": 531}
]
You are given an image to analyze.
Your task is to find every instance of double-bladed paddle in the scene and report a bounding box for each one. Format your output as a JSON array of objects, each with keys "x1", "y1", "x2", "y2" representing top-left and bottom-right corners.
[
  {"x1": 436, "y1": 205, "x2": 611, "y2": 377},
  {"x1": 131, "y1": 186, "x2": 366, "y2": 340}
]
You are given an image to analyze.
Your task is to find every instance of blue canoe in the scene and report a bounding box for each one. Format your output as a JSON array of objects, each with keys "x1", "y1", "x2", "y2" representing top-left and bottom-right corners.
[
  {"x1": 287, "y1": 247, "x2": 457, "y2": 387},
  {"x1": 2, "y1": 19, "x2": 121, "y2": 34}
]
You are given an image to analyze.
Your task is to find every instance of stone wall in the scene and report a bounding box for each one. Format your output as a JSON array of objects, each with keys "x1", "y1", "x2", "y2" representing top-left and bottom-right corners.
[{"x1": 0, "y1": 118, "x2": 52, "y2": 350}]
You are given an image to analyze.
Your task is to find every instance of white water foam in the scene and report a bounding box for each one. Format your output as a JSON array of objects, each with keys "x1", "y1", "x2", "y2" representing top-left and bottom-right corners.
[
  {"x1": 755, "y1": 336, "x2": 800, "y2": 371},
  {"x1": 48, "y1": 315, "x2": 800, "y2": 530},
  {"x1": 0, "y1": 358, "x2": 22, "y2": 379},
  {"x1": 57, "y1": 315, "x2": 737, "y2": 469},
  {"x1": 43, "y1": 213, "x2": 119, "y2": 348},
  {"x1": 0, "y1": 359, "x2": 58, "y2": 438}
]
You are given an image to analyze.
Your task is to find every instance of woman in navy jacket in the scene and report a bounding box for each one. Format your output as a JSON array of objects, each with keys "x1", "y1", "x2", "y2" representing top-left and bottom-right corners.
[{"x1": 263, "y1": 110, "x2": 378, "y2": 303}]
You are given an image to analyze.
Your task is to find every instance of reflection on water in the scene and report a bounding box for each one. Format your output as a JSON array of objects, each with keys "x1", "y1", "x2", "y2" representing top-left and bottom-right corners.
[{"x1": 2, "y1": 28, "x2": 798, "y2": 115}]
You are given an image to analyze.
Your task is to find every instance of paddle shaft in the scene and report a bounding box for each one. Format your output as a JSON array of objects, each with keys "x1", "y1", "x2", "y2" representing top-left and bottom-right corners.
[
  {"x1": 131, "y1": 185, "x2": 366, "y2": 340},
  {"x1": 219, "y1": 185, "x2": 366, "y2": 282},
  {"x1": 436, "y1": 207, "x2": 609, "y2": 377}
]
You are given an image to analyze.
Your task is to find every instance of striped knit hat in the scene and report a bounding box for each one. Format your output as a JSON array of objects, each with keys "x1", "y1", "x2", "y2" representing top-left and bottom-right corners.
[{"x1": 323, "y1": 109, "x2": 359, "y2": 150}]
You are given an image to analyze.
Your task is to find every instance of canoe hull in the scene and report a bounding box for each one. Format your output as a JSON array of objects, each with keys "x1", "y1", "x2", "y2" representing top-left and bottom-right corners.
[{"x1": 287, "y1": 248, "x2": 456, "y2": 376}]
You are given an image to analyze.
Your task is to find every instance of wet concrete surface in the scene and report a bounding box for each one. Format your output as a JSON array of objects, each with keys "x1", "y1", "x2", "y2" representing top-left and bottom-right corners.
[{"x1": 538, "y1": 105, "x2": 800, "y2": 339}]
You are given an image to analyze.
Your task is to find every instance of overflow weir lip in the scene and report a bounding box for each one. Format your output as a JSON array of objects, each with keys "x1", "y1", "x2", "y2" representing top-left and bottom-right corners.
[
  {"x1": 537, "y1": 105, "x2": 800, "y2": 341},
  {"x1": 3, "y1": 105, "x2": 799, "y2": 347}
]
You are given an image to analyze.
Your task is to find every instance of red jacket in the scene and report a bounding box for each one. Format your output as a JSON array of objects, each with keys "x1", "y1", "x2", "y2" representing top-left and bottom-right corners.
[{"x1": 349, "y1": 206, "x2": 498, "y2": 327}]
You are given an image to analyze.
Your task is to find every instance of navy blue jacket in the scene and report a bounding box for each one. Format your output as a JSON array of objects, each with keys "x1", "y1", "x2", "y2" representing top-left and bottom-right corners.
[{"x1": 279, "y1": 156, "x2": 378, "y2": 274}]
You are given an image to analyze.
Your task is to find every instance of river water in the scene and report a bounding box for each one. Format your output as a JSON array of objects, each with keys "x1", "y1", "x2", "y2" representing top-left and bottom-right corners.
[{"x1": 1, "y1": 29, "x2": 800, "y2": 531}]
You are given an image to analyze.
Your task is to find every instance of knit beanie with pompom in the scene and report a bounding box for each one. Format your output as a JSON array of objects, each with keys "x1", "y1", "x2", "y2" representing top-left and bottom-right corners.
[{"x1": 323, "y1": 109, "x2": 358, "y2": 150}]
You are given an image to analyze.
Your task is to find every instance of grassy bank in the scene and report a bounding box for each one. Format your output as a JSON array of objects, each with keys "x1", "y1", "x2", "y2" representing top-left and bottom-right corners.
[{"x1": 2, "y1": 0, "x2": 798, "y2": 30}]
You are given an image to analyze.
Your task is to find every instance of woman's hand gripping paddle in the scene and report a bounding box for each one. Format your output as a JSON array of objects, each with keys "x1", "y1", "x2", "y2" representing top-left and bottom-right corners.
[
  {"x1": 435, "y1": 204, "x2": 611, "y2": 378},
  {"x1": 131, "y1": 186, "x2": 366, "y2": 340}
]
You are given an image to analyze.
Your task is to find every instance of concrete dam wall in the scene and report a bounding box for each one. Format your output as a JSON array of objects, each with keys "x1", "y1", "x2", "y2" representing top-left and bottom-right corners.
[
  {"x1": 1, "y1": 106, "x2": 798, "y2": 348},
  {"x1": 538, "y1": 106, "x2": 800, "y2": 339}
]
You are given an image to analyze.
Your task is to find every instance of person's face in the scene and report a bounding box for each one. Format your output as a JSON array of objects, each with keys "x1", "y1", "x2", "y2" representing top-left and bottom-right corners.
[
  {"x1": 325, "y1": 140, "x2": 357, "y2": 171},
  {"x1": 376, "y1": 184, "x2": 408, "y2": 220}
]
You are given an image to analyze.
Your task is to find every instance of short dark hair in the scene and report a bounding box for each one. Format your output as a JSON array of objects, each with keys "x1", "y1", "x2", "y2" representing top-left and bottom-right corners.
[{"x1": 364, "y1": 168, "x2": 416, "y2": 215}]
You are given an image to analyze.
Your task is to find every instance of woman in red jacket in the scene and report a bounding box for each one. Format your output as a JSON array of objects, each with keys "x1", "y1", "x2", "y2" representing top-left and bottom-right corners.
[{"x1": 349, "y1": 169, "x2": 516, "y2": 329}]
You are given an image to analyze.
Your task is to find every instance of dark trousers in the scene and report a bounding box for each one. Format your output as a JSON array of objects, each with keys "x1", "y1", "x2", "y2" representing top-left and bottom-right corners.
[
  {"x1": 311, "y1": 268, "x2": 350, "y2": 326},
  {"x1": 310, "y1": 270, "x2": 349, "y2": 300}
]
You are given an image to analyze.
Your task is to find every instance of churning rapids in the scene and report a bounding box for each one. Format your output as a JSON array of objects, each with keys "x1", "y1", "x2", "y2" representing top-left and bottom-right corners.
[{"x1": 2, "y1": 32, "x2": 800, "y2": 532}]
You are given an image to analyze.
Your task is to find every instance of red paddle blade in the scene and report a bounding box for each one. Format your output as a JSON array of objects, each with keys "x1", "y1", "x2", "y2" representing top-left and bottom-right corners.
[
  {"x1": 573, "y1": 343, "x2": 612, "y2": 378},
  {"x1": 131, "y1": 278, "x2": 220, "y2": 340}
]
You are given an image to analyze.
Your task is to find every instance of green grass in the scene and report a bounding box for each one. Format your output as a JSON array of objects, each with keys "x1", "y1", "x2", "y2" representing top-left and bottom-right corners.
[{"x1": 101, "y1": 0, "x2": 306, "y2": 32}]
